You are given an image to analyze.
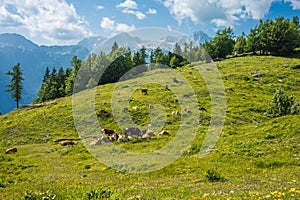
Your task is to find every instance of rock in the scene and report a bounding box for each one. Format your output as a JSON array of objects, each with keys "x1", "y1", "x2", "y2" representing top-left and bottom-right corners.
[
  {"x1": 100, "y1": 136, "x2": 111, "y2": 143},
  {"x1": 90, "y1": 138, "x2": 102, "y2": 146}
]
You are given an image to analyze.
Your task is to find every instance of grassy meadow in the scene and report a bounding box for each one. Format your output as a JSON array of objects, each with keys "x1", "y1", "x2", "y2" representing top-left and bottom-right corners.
[{"x1": 0, "y1": 55, "x2": 300, "y2": 199}]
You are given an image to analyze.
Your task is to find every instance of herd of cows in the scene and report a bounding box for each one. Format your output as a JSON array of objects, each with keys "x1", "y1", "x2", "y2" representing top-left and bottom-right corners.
[{"x1": 88, "y1": 128, "x2": 170, "y2": 146}]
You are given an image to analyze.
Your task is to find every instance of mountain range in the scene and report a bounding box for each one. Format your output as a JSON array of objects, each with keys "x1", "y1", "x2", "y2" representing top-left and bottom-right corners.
[{"x1": 0, "y1": 31, "x2": 211, "y2": 114}]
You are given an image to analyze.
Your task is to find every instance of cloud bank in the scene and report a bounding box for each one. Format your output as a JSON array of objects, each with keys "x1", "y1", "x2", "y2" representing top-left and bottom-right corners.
[
  {"x1": 164, "y1": 0, "x2": 299, "y2": 27},
  {"x1": 0, "y1": 0, "x2": 92, "y2": 45}
]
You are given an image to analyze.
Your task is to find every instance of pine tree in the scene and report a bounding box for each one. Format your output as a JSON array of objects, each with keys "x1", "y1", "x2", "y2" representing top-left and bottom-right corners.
[{"x1": 5, "y1": 63, "x2": 24, "y2": 109}]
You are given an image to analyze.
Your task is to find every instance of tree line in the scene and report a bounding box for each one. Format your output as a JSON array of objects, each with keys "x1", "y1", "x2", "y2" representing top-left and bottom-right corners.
[{"x1": 4, "y1": 16, "x2": 300, "y2": 107}]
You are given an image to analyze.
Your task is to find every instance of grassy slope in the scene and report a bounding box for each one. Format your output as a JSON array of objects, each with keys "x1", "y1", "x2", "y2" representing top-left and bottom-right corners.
[{"x1": 0, "y1": 55, "x2": 300, "y2": 199}]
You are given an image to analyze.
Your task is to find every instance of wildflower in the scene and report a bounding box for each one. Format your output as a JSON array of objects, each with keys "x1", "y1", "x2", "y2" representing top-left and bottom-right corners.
[{"x1": 289, "y1": 188, "x2": 296, "y2": 192}]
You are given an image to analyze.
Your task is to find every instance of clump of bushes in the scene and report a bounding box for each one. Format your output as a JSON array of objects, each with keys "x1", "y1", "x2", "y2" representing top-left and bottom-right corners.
[
  {"x1": 268, "y1": 88, "x2": 298, "y2": 117},
  {"x1": 205, "y1": 168, "x2": 226, "y2": 182},
  {"x1": 84, "y1": 189, "x2": 114, "y2": 200}
]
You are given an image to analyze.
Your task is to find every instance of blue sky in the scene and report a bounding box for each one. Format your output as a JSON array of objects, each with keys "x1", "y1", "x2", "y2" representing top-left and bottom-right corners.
[{"x1": 0, "y1": 0, "x2": 299, "y2": 45}]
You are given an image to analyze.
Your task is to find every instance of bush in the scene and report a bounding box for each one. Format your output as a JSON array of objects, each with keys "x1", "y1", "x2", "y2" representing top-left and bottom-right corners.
[
  {"x1": 205, "y1": 168, "x2": 226, "y2": 182},
  {"x1": 291, "y1": 102, "x2": 300, "y2": 114},
  {"x1": 268, "y1": 89, "x2": 295, "y2": 117},
  {"x1": 84, "y1": 189, "x2": 113, "y2": 200}
]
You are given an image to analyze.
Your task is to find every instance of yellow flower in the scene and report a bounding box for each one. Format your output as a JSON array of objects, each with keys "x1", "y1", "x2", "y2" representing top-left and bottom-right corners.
[
  {"x1": 289, "y1": 188, "x2": 296, "y2": 192},
  {"x1": 296, "y1": 190, "x2": 300, "y2": 194}
]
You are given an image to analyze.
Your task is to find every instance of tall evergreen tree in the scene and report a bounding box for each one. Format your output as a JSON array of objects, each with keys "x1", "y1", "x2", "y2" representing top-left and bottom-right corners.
[
  {"x1": 5, "y1": 63, "x2": 24, "y2": 109},
  {"x1": 174, "y1": 43, "x2": 182, "y2": 56}
]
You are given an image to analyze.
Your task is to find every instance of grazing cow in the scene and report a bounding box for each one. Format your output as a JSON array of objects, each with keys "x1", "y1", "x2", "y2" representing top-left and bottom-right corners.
[
  {"x1": 132, "y1": 106, "x2": 139, "y2": 111},
  {"x1": 141, "y1": 88, "x2": 148, "y2": 95},
  {"x1": 184, "y1": 108, "x2": 192, "y2": 113},
  {"x1": 158, "y1": 131, "x2": 170, "y2": 136},
  {"x1": 5, "y1": 147, "x2": 17, "y2": 154},
  {"x1": 172, "y1": 110, "x2": 180, "y2": 115},
  {"x1": 118, "y1": 135, "x2": 129, "y2": 142},
  {"x1": 90, "y1": 138, "x2": 102, "y2": 146},
  {"x1": 102, "y1": 128, "x2": 115, "y2": 136},
  {"x1": 124, "y1": 127, "x2": 141, "y2": 137},
  {"x1": 60, "y1": 140, "x2": 75, "y2": 146},
  {"x1": 199, "y1": 107, "x2": 207, "y2": 112}
]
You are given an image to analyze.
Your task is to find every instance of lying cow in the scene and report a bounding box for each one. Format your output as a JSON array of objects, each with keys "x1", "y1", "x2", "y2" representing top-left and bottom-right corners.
[
  {"x1": 5, "y1": 147, "x2": 17, "y2": 154},
  {"x1": 60, "y1": 140, "x2": 75, "y2": 146},
  {"x1": 158, "y1": 130, "x2": 170, "y2": 136},
  {"x1": 142, "y1": 129, "x2": 155, "y2": 139},
  {"x1": 102, "y1": 128, "x2": 115, "y2": 136}
]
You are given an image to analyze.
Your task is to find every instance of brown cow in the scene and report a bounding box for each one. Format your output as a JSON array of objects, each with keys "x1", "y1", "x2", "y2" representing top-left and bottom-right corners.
[
  {"x1": 60, "y1": 140, "x2": 75, "y2": 146},
  {"x1": 142, "y1": 129, "x2": 155, "y2": 139},
  {"x1": 102, "y1": 128, "x2": 115, "y2": 136},
  {"x1": 5, "y1": 147, "x2": 17, "y2": 154},
  {"x1": 158, "y1": 131, "x2": 170, "y2": 136},
  {"x1": 141, "y1": 88, "x2": 148, "y2": 95},
  {"x1": 184, "y1": 108, "x2": 192, "y2": 113}
]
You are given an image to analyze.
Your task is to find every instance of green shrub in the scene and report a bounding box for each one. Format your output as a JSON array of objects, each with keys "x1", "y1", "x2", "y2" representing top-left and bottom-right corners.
[
  {"x1": 84, "y1": 189, "x2": 113, "y2": 200},
  {"x1": 205, "y1": 168, "x2": 226, "y2": 182},
  {"x1": 268, "y1": 89, "x2": 295, "y2": 117}
]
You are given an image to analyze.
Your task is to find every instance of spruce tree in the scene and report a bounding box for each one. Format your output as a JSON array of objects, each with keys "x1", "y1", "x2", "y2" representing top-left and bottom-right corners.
[{"x1": 5, "y1": 63, "x2": 24, "y2": 109}]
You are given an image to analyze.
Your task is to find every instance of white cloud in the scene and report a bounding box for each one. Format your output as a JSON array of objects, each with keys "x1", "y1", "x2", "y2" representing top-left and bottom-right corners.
[
  {"x1": 0, "y1": 0, "x2": 92, "y2": 45},
  {"x1": 285, "y1": 0, "x2": 300, "y2": 9},
  {"x1": 117, "y1": 0, "x2": 147, "y2": 20},
  {"x1": 121, "y1": 9, "x2": 146, "y2": 20},
  {"x1": 100, "y1": 17, "x2": 135, "y2": 32},
  {"x1": 96, "y1": 5, "x2": 104, "y2": 10},
  {"x1": 164, "y1": 0, "x2": 277, "y2": 27},
  {"x1": 117, "y1": 0, "x2": 138, "y2": 9},
  {"x1": 147, "y1": 8, "x2": 158, "y2": 14}
]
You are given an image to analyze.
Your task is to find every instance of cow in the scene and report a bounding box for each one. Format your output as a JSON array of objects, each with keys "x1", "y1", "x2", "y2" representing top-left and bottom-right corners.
[
  {"x1": 118, "y1": 135, "x2": 130, "y2": 142},
  {"x1": 149, "y1": 104, "x2": 154, "y2": 109},
  {"x1": 5, "y1": 147, "x2": 17, "y2": 154},
  {"x1": 109, "y1": 132, "x2": 119, "y2": 141},
  {"x1": 141, "y1": 88, "x2": 148, "y2": 95},
  {"x1": 102, "y1": 128, "x2": 115, "y2": 136},
  {"x1": 132, "y1": 106, "x2": 139, "y2": 111},
  {"x1": 184, "y1": 108, "x2": 192, "y2": 113},
  {"x1": 60, "y1": 140, "x2": 75, "y2": 146},
  {"x1": 158, "y1": 131, "x2": 170, "y2": 136},
  {"x1": 142, "y1": 129, "x2": 155, "y2": 139},
  {"x1": 199, "y1": 107, "x2": 207, "y2": 112},
  {"x1": 172, "y1": 110, "x2": 180, "y2": 115}
]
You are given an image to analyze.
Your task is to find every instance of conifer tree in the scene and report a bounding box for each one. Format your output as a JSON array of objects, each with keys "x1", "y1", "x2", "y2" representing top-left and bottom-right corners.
[{"x1": 5, "y1": 63, "x2": 24, "y2": 109}]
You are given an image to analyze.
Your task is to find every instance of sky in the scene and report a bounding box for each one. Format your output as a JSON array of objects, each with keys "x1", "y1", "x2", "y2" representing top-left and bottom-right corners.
[{"x1": 0, "y1": 0, "x2": 299, "y2": 45}]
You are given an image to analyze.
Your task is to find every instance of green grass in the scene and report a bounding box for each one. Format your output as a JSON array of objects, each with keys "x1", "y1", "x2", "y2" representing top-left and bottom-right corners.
[{"x1": 0, "y1": 55, "x2": 300, "y2": 199}]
